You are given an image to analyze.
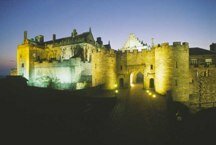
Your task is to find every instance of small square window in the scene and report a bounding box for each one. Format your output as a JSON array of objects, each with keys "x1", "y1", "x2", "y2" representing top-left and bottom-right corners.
[{"x1": 21, "y1": 63, "x2": 24, "y2": 68}]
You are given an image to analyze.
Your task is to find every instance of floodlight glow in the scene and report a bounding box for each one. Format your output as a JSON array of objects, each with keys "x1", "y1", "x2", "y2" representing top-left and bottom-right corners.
[
  {"x1": 131, "y1": 83, "x2": 134, "y2": 87},
  {"x1": 152, "y1": 94, "x2": 156, "y2": 98},
  {"x1": 115, "y1": 90, "x2": 119, "y2": 93}
]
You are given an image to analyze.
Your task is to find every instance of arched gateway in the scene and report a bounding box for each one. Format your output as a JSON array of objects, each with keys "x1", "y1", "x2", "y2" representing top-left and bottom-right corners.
[{"x1": 130, "y1": 71, "x2": 144, "y2": 88}]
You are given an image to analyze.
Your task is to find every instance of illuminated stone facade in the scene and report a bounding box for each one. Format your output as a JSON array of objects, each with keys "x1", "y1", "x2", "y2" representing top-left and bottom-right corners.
[
  {"x1": 16, "y1": 29, "x2": 216, "y2": 105},
  {"x1": 17, "y1": 29, "x2": 116, "y2": 90}
]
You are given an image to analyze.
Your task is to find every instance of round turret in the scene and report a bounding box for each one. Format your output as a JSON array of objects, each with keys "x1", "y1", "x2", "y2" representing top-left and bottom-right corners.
[{"x1": 155, "y1": 42, "x2": 189, "y2": 102}]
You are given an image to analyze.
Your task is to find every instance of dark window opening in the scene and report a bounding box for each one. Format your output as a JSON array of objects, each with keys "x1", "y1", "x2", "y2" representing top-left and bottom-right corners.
[
  {"x1": 21, "y1": 63, "x2": 24, "y2": 68},
  {"x1": 120, "y1": 65, "x2": 123, "y2": 70},
  {"x1": 150, "y1": 65, "x2": 153, "y2": 70}
]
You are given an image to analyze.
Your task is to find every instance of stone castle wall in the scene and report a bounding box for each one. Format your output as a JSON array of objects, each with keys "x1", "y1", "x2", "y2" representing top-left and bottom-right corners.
[
  {"x1": 189, "y1": 65, "x2": 216, "y2": 107},
  {"x1": 29, "y1": 57, "x2": 92, "y2": 90},
  {"x1": 91, "y1": 49, "x2": 117, "y2": 89}
]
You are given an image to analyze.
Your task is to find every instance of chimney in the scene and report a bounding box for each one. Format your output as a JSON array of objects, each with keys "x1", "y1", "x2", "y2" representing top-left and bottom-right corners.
[
  {"x1": 24, "y1": 31, "x2": 27, "y2": 41},
  {"x1": 71, "y1": 29, "x2": 77, "y2": 37},
  {"x1": 53, "y1": 34, "x2": 56, "y2": 41},
  {"x1": 96, "y1": 37, "x2": 103, "y2": 45}
]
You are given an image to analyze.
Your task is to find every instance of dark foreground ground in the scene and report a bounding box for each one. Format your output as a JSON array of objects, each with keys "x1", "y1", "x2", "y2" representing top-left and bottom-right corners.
[{"x1": 0, "y1": 79, "x2": 216, "y2": 145}]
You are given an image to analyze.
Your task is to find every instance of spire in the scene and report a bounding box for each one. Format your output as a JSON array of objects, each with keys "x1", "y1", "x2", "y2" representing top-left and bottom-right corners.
[
  {"x1": 89, "y1": 27, "x2": 92, "y2": 33},
  {"x1": 24, "y1": 31, "x2": 27, "y2": 41},
  {"x1": 151, "y1": 38, "x2": 154, "y2": 47}
]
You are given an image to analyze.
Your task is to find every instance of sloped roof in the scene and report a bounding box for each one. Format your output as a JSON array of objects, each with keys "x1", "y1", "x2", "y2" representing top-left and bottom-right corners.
[
  {"x1": 104, "y1": 43, "x2": 111, "y2": 49},
  {"x1": 189, "y1": 47, "x2": 216, "y2": 55},
  {"x1": 43, "y1": 31, "x2": 95, "y2": 45}
]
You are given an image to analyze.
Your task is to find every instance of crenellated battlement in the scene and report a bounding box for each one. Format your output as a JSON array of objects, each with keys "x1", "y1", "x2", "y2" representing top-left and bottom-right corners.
[
  {"x1": 172, "y1": 41, "x2": 189, "y2": 48},
  {"x1": 156, "y1": 41, "x2": 189, "y2": 48},
  {"x1": 117, "y1": 48, "x2": 152, "y2": 55},
  {"x1": 92, "y1": 49, "x2": 116, "y2": 56},
  {"x1": 154, "y1": 41, "x2": 189, "y2": 52}
]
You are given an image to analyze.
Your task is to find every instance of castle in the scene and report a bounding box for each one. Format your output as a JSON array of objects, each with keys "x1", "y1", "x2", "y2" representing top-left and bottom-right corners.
[{"x1": 16, "y1": 29, "x2": 216, "y2": 106}]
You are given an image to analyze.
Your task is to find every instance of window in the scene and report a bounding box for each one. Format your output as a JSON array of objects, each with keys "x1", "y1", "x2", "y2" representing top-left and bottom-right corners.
[
  {"x1": 150, "y1": 65, "x2": 153, "y2": 70},
  {"x1": 190, "y1": 59, "x2": 198, "y2": 65},
  {"x1": 175, "y1": 80, "x2": 178, "y2": 86},
  {"x1": 21, "y1": 63, "x2": 24, "y2": 68},
  {"x1": 120, "y1": 65, "x2": 123, "y2": 70},
  {"x1": 176, "y1": 61, "x2": 178, "y2": 68},
  {"x1": 205, "y1": 59, "x2": 212, "y2": 65}
]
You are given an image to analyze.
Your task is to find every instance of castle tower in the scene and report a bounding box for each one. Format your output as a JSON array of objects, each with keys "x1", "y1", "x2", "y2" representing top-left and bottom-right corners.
[
  {"x1": 172, "y1": 42, "x2": 189, "y2": 102},
  {"x1": 155, "y1": 43, "x2": 173, "y2": 95},
  {"x1": 17, "y1": 31, "x2": 33, "y2": 80},
  {"x1": 155, "y1": 42, "x2": 189, "y2": 102}
]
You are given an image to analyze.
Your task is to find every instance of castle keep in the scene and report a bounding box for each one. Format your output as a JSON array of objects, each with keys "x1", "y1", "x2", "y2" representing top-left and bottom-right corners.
[{"x1": 16, "y1": 29, "x2": 216, "y2": 105}]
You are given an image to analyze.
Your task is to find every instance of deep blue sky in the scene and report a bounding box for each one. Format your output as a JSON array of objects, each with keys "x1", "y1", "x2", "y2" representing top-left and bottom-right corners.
[{"x1": 0, "y1": 0, "x2": 215, "y2": 75}]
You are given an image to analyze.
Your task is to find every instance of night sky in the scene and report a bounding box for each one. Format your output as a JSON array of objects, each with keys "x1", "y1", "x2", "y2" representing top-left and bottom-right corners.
[{"x1": 0, "y1": 0, "x2": 215, "y2": 75}]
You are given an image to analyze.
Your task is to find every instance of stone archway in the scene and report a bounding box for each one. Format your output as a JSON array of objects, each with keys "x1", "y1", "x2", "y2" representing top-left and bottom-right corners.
[
  {"x1": 130, "y1": 71, "x2": 144, "y2": 88},
  {"x1": 149, "y1": 78, "x2": 155, "y2": 89}
]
